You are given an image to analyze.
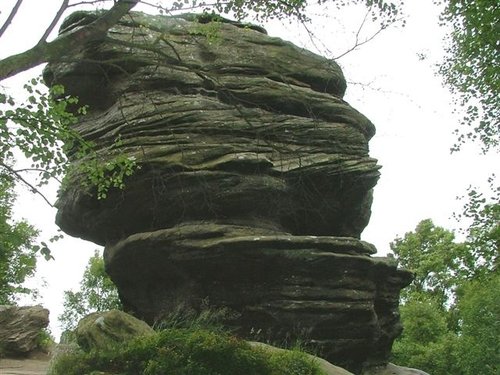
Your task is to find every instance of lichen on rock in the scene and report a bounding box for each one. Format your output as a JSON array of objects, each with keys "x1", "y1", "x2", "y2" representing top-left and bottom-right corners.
[{"x1": 45, "y1": 11, "x2": 412, "y2": 374}]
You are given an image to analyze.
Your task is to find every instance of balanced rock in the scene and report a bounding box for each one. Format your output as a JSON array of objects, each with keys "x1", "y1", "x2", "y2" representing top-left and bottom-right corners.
[
  {"x1": 0, "y1": 305, "x2": 49, "y2": 356},
  {"x1": 45, "y1": 11, "x2": 412, "y2": 373}
]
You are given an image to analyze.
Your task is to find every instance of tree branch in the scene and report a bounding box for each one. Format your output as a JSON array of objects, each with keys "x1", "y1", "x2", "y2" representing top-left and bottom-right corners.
[
  {"x1": 0, "y1": 0, "x2": 139, "y2": 82},
  {"x1": 0, "y1": 0, "x2": 24, "y2": 39},
  {"x1": 334, "y1": 9, "x2": 377, "y2": 60},
  {"x1": 0, "y1": 162, "x2": 54, "y2": 207},
  {"x1": 38, "y1": 0, "x2": 70, "y2": 44}
]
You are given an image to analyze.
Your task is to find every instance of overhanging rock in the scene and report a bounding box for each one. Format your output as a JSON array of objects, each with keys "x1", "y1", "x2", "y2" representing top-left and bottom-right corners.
[{"x1": 45, "y1": 11, "x2": 412, "y2": 373}]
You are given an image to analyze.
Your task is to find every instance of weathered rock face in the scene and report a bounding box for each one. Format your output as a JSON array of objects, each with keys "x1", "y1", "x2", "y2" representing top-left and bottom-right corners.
[
  {"x1": 45, "y1": 11, "x2": 412, "y2": 373},
  {"x1": 0, "y1": 305, "x2": 49, "y2": 356}
]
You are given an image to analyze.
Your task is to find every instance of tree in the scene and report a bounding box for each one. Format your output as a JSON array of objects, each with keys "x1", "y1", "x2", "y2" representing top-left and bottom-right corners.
[
  {"x1": 0, "y1": 173, "x2": 39, "y2": 304},
  {"x1": 0, "y1": 0, "x2": 140, "y2": 81},
  {"x1": 437, "y1": 0, "x2": 500, "y2": 152},
  {"x1": 391, "y1": 198, "x2": 499, "y2": 375},
  {"x1": 392, "y1": 299, "x2": 462, "y2": 375},
  {"x1": 59, "y1": 249, "x2": 121, "y2": 330},
  {"x1": 455, "y1": 182, "x2": 499, "y2": 279},
  {"x1": 455, "y1": 272, "x2": 500, "y2": 375},
  {"x1": 390, "y1": 219, "x2": 468, "y2": 307}
]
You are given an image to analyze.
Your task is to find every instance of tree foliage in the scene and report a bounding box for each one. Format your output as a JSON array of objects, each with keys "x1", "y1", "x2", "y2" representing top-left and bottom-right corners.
[
  {"x1": 391, "y1": 196, "x2": 499, "y2": 374},
  {"x1": 455, "y1": 181, "x2": 499, "y2": 278},
  {"x1": 59, "y1": 250, "x2": 121, "y2": 330},
  {"x1": 390, "y1": 219, "x2": 468, "y2": 306},
  {"x1": 208, "y1": 0, "x2": 402, "y2": 25},
  {"x1": 454, "y1": 272, "x2": 500, "y2": 374},
  {"x1": 392, "y1": 299, "x2": 462, "y2": 375},
  {"x1": 0, "y1": 77, "x2": 138, "y2": 201},
  {"x1": 0, "y1": 79, "x2": 85, "y2": 193},
  {"x1": 0, "y1": 174, "x2": 39, "y2": 304},
  {"x1": 437, "y1": 0, "x2": 500, "y2": 152}
]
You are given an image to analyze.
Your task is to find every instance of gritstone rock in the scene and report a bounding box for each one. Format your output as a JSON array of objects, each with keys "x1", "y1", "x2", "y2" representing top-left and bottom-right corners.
[
  {"x1": 0, "y1": 305, "x2": 49, "y2": 356},
  {"x1": 75, "y1": 310, "x2": 154, "y2": 352},
  {"x1": 44, "y1": 11, "x2": 413, "y2": 373}
]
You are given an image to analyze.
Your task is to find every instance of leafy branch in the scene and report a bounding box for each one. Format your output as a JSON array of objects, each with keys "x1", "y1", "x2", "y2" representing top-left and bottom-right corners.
[{"x1": 1, "y1": 77, "x2": 139, "y2": 203}]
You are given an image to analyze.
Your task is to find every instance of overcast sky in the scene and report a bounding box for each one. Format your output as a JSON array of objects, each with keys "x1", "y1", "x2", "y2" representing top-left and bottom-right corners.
[{"x1": 1, "y1": 0, "x2": 497, "y2": 339}]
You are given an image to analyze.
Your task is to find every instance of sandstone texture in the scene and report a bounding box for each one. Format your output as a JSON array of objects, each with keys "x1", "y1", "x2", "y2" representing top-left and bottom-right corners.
[
  {"x1": 0, "y1": 305, "x2": 49, "y2": 357},
  {"x1": 45, "y1": 11, "x2": 412, "y2": 373}
]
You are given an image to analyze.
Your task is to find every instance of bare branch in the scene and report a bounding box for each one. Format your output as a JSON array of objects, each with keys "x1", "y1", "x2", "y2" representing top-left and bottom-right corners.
[
  {"x1": 0, "y1": 0, "x2": 139, "y2": 81},
  {"x1": 38, "y1": 0, "x2": 70, "y2": 44},
  {"x1": 333, "y1": 3, "x2": 405, "y2": 61},
  {"x1": 6, "y1": 167, "x2": 63, "y2": 184},
  {"x1": 68, "y1": 0, "x2": 110, "y2": 7},
  {"x1": 0, "y1": 0, "x2": 24, "y2": 38},
  {"x1": 334, "y1": 8, "x2": 381, "y2": 60},
  {"x1": 0, "y1": 162, "x2": 54, "y2": 207}
]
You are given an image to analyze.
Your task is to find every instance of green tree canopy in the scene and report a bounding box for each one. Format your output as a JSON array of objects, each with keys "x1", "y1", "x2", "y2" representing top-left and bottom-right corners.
[
  {"x1": 391, "y1": 197, "x2": 499, "y2": 375},
  {"x1": 437, "y1": 0, "x2": 500, "y2": 152},
  {"x1": 59, "y1": 249, "x2": 121, "y2": 331},
  {"x1": 455, "y1": 272, "x2": 500, "y2": 374},
  {"x1": 0, "y1": 173, "x2": 39, "y2": 304},
  {"x1": 390, "y1": 219, "x2": 468, "y2": 306}
]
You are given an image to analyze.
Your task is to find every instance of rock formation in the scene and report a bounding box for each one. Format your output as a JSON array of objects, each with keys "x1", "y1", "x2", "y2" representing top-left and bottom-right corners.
[
  {"x1": 0, "y1": 305, "x2": 49, "y2": 356},
  {"x1": 45, "y1": 11, "x2": 412, "y2": 373},
  {"x1": 75, "y1": 310, "x2": 154, "y2": 352}
]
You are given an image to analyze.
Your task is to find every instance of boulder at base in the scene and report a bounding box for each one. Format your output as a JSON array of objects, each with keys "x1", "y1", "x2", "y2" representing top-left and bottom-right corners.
[
  {"x1": 75, "y1": 309, "x2": 154, "y2": 351},
  {"x1": 0, "y1": 305, "x2": 49, "y2": 356}
]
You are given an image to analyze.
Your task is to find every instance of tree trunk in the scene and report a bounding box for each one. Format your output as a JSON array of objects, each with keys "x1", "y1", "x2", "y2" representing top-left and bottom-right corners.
[{"x1": 0, "y1": 0, "x2": 139, "y2": 82}]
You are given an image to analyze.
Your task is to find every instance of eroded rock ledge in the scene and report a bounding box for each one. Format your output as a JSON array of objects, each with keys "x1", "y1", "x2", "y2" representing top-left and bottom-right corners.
[{"x1": 45, "y1": 11, "x2": 412, "y2": 373}]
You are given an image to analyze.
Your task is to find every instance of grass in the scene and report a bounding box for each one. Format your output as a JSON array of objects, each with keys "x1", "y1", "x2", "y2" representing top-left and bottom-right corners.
[{"x1": 49, "y1": 327, "x2": 324, "y2": 375}]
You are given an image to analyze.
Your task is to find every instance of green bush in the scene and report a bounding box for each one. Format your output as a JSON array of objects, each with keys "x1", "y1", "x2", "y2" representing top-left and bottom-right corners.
[
  {"x1": 49, "y1": 327, "x2": 323, "y2": 375},
  {"x1": 36, "y1": 328, "x2": 55, "y2": 353}
]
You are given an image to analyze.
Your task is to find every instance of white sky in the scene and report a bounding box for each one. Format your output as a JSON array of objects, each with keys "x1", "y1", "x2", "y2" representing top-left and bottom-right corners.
[{"x1": 1, "y1": 0, "x2": 498, "y2": 340}]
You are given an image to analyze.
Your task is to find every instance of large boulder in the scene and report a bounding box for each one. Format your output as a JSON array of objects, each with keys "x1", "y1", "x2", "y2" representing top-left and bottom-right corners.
[
  {"x1": 0, "y1": 305, "x2": 49, "y2": 356},
  {"x1": 75, "y1": 310, "x2": 154, "y2": 351},
  {"x1": 45, "y1": 11, "x2": 412, "y2": 373}
]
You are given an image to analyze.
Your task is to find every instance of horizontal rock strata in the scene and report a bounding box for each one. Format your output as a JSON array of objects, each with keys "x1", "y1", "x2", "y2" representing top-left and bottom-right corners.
[{"x1": 45, "y1": 11, "x2": 412, "y2": 373}]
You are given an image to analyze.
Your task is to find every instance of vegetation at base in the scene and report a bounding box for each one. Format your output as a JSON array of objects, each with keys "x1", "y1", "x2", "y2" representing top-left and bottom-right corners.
[
  {"x1": 49, "y1": 327, "x2": 323, "y2": 375},
  {"x1": 390, "y1": 189, "x2": 499, "y2": 375},
  {"x1": 36, "y1": 327, "x2": 56, "y2": 354}
]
